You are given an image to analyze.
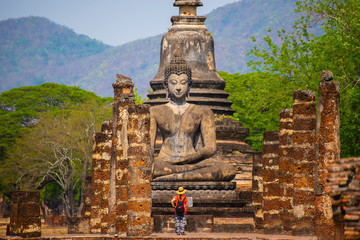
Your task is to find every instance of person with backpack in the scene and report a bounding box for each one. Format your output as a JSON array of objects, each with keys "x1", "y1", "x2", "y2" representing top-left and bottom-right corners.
[{"x1": 171, "y1": 187, "x2": 188, "y2": 235}]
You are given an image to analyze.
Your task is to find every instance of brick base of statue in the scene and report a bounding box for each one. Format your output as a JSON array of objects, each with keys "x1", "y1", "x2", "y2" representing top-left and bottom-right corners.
[{"x1": 151, "y1": 181, "x2": 253, "y2": 233}]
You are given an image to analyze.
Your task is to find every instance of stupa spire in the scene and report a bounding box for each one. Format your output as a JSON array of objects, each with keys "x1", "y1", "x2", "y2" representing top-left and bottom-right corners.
[
  {"x1": 145, "y1": 0, "x2": 235, "y2": 116},
  {"x1": 174, "y1": 0, "x2": 202, "y2": 16}
]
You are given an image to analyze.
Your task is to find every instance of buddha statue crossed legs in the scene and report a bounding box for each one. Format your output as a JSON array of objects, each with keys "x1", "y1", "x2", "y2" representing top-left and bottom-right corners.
[{"x1": 150, "y1": 50, "x2": 236, "y2": 182}]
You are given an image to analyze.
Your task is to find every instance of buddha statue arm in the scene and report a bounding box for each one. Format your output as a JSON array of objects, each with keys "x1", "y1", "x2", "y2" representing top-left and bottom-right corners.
[
  {"x1": 150, "y1": 109, "x2": 157, "y2": 156},
  {"x1": 173, "y1": 108, "x2": 216, "y2": 165}
]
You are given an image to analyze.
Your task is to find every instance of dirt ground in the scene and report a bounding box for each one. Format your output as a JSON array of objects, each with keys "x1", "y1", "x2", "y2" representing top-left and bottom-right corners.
[
  {"x1": 0, "y1": 218, "x2": 319, "y2": 239},
  {"x1": 0, "y1": 218, "x2": 68, "y2": 237}
]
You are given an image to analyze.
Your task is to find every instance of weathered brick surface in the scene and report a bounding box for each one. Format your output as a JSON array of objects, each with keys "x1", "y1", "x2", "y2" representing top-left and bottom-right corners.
[
  {"x1": 68, "y1": 217, "x2": 90, "y2": 234},
  {"x1": 127, "y1": 105, "x2": 152, "y2": 237},
  {"x1": 252, "y1": 152, "x2": 263, "y2": 230},
  {"x1": 327, "y1": 157, "x2": 360, "y2": 240},
  {"x1": 253, "y1": 82, "x2": 341, "y2": 238},
  {"x1": 278, "y1": 109, "x2": 294, "y2": 233},
  {"x1": 90, "y1": 75, "x2": 152, "y2": 236},
  {"x1": 262, "y1": 131, "x2": 281, "y2": 234},
  {"x1": 90, "y1": 121, "x2": 113, "y2": 234},
  {"x1": 6, "y1": 191, "x2": 41, "y2": 238},
  {"x1": 82, "y1": 176, "x2": 92, "y2": 217},
  {"x1": 291, "y1": 90, "x2": 316, "y2": 236},
  {"x1": 314, "y1": 71, "x2": 338, "y2": 239}
]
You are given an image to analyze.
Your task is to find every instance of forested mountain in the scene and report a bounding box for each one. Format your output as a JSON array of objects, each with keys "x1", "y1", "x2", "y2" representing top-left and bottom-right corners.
[
  {"x1": 0, "y1": 17, "x2": 110, "y2": 92},
  {"x1": 0, "y1": 0, "x2": 300, "y2": 97}
]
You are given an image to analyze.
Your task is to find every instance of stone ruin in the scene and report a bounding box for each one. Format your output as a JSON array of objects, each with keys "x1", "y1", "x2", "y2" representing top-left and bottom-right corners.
[
  {"x1": 88, "y1": 74, "x2": 153, "y2": 236},
  {"x1": 252, "y1": 71, "x2": 339, "y2": 239},
  {"x1": 84, "y1": 0, "x2": 338, "y2": 239},
  {"x1": 82, "y1": 1, "x2": 359, "y2": 239},
  {"x1": 4, "y1": 1, "x2": 360, "y2": 240},
  {"x1": 6, "y1": 191, "x2": 41, "y2": 238},
  {"x1": 145, "y1": 0, "x2": 254, "y2": 232}
]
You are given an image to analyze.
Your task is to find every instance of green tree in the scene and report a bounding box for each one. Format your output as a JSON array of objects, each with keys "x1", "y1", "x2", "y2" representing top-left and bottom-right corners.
[
  {"x1": 221, "y1": 71, "x2": 301, "y2": 151},
  {"x1": 134, "y1": 87, "x2": 146, "y2": 104},
  {"x1": 247, "y1": 0, "x2": 360, "y2": 157},
  {"x1": 0, "y1": 83, "x2": 105, "y2": 164},
  {"x1": 0, "y1": 83, "x2": 113, "y2": 198},
  {"x1": 3, "y1": 99, "x2": 112, "y2": 217}
]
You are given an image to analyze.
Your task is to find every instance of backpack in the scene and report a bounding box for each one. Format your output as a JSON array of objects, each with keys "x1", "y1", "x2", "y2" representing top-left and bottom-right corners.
[{"x1": 175, "y1": 195, "x2": 186, "y2": 216}]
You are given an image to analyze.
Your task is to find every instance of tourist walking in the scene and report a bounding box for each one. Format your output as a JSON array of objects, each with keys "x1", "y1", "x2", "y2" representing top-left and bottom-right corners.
[{"x1": 171, "y1": 187, "x2": 188, "y2": 235}]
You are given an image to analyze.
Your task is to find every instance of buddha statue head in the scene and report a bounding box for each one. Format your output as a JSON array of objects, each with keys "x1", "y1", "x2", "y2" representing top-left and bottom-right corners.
[{"x1": 164, "y1": 47, "x2": 192, "y2": 100}]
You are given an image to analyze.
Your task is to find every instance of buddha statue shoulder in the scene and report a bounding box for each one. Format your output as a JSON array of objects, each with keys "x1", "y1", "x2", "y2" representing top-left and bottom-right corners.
[{"x1": 150, "y1": 50, "x2": 236, "y2": 182}]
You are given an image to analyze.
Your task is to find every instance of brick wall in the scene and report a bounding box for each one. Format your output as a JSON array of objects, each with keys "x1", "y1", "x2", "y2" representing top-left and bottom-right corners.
[
  {"x1": 6, "y1": 191, "x2": 41, "y2": 238},
  {"x1": 126, "y1": 104, "x2": 152, "y2": 236},
  {"x1": 253, "y1": 73, "x2": 340, "y2": 239},
  {"x1": 90, "y1": 75, "x2": 152, "y2": 236},
  {"x1": 314, "y1": 71, "x2": 338, "y2": 238},
  {"x1": 262, "y1": 131, "x2": 281, "y2": 233},
  {"x1": 278, "y1": 109, "x2": 294, "y2": 233},
  {"x1": 291, "y1": 90, "x2": 317, "y2": 235},
  {"x1": 90, "y1": 121, "x2": 113, "y2": 233},
  {"x1": 328, "y1": 157, "x2": 360, "y2": 240},
  {"x1": 252, "y1": 152, "x2": 263, "y2": 230}
]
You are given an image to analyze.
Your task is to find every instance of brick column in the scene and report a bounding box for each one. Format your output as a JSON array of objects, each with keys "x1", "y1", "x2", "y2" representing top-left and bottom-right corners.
[
  {"x1": 315, "y1": 71, "x2": 338, "y2": 239},
  {"x1": 6, "y1": 191, "x2": 41, "y2": 238},
  {"x1": 90, "y1": 121, "x2": 113, "y2": 233},
  {"x1": 127, "y1": 105, "x2": 152, "y2": 236},
  {"x1": 113, "y1": 105, "x2": 129, "y2": 234},
  {"x1": 82, "y1": 176, "x2": 92, "y2": 217},
  {"x1": 252, "y1": 152, "x2": 264, "y2": 230},
  {"x1": 291, "y1": 90, "x2": 316, "y2": 235},
  {"x1": 90, "y1": 74, "x2": 152, "y2": 236},
  {"x1": 99, "y1": 122, "x2": 113, "y2": 234},
  {"x1": 262, "y1": 131, "x2": 281, "y2": 233},
  {"x1": 114, "y1": 75, "x2": 152, "y2": 236},
  {"x1": 112, "y1": 74, "x2": 135, "y2": 235},
  {"x1": 278, "y1": 109, "x2": 294, "y2": 233}
]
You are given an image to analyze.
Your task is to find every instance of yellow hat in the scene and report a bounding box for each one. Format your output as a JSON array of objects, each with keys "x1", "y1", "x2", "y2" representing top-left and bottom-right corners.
[{"x1": 176, "y1": 187, "x2": 186, "y2": 195}]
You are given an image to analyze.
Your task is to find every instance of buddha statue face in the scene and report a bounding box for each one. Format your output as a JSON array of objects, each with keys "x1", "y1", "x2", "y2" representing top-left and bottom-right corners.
[
  {"x1": 163, "y1": 47, "x2": 192, "y2": 101},
  {"x1": 167, "y1": 73, "x2": 189, "y2": 102}
]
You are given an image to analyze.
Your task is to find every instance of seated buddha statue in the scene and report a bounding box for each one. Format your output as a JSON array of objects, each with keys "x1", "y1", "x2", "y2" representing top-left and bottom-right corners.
[{"x1": 150, "y1": 50, "x2": 236, "y2": 182}]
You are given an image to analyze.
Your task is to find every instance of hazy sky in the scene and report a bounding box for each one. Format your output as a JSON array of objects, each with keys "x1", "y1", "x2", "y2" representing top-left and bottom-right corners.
[{"x1": 0, "y1": 0, "x2": 240, "y2": 46}]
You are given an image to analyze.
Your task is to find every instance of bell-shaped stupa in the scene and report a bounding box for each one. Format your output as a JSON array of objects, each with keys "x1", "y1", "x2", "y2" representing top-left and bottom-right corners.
[{"x1": 146, "y1": 0, "x2": 235, "y2": 116}]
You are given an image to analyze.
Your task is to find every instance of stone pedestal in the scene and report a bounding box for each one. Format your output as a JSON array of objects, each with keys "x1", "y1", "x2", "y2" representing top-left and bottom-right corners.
[
  {"x1": 215, "y1": 116, "x2": 252, "y2": 155},
  {"x1": 6, "y1": 191, "x2": 41, "y2": 238},
  {"x1": 151, "y1": 182, "x2": 253, "y2": 233}
]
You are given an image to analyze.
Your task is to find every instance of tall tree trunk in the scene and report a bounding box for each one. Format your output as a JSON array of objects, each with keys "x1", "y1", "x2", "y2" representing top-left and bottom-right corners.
[
  {"x1": 40, "y1": 200, "x2": 46, "y2": 219},
  {"x1": 77, "y1": 155, "x2": 89, "y2": 217},
  {"x1": 64, "y1": 158, "x2": 75, "y2": 217}
]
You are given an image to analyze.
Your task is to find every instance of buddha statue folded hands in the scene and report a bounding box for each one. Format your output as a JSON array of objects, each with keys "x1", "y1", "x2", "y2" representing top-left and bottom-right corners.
[{"x1": 150, "y1": 50, "x2": 236, "y2": 182}]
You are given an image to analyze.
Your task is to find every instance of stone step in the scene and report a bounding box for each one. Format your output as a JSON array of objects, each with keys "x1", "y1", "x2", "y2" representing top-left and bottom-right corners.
[
  {"x1": 213, "y1": 217, "x2": 255, "y2": 232},
  {"x1": 152, "y1": 191, "x2": 252, "y2": 205},
  {"x1": 152, "y1": 215, "x2": 255, "y2": 233},
  {"x1": 152, "y1": 206, "x2": 254, "y2": 217}
]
